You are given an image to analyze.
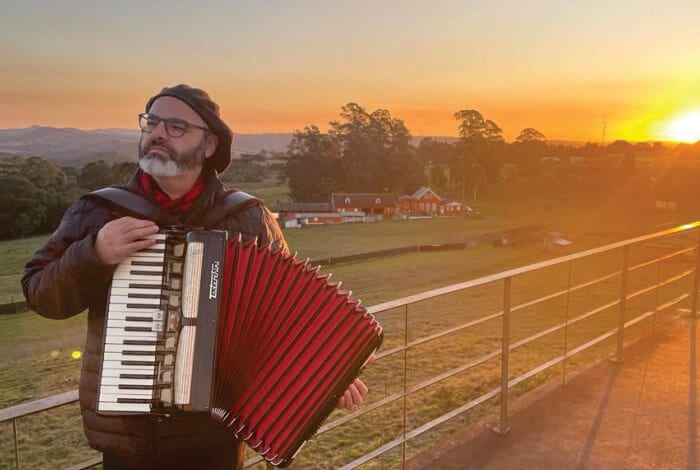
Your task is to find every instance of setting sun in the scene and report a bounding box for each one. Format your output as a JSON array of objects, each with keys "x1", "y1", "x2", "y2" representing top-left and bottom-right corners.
[{"x1": 665, "y1": 111, "x2": 700, "y2": 143}]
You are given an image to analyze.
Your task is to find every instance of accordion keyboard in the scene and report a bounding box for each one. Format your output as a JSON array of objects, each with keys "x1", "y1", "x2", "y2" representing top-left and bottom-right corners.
[
  {"x1": 97, "y1": 230, "x2": 224, "y2": 414},
  {"x1": 97, "y1": 232, "x2": 183, "y2": 413}
]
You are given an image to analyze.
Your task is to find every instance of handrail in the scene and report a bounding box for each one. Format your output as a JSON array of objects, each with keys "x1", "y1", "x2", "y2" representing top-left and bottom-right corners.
[
  {"x1": 2, "y1": 220, "x2": 698, "y2": 470},
  {"x1": 368, "y1": 222, "x2": 700, "y2": 315}
]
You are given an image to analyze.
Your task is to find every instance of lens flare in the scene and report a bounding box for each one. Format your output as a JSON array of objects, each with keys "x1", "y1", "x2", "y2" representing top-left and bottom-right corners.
[
  {"x1": 665, "y1": 111, "x2": 700, "y2": 143},
  {"x1": 71, "y1": 350, "x2": 82, "y2": 360}
]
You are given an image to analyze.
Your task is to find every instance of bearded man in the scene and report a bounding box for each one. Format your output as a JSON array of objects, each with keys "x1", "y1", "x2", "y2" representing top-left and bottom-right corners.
[{"x1": 22, "y1": 84, "x2": 369, "y2": 470}]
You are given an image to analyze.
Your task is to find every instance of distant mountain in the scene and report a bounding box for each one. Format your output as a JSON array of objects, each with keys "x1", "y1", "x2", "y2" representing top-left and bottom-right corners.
[
  {"x1": 0, "y1": 126, "x2": 295, "y2": 167},
  {"x1": 4, "y1": 126, "x2": 582, "y2": 168}
]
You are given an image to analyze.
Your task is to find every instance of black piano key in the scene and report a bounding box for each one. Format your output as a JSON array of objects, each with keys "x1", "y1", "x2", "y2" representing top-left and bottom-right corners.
[
  {"x1": 130, "y1": 260, "x2": 165, "y2": 267},
  {"x1": 120, "y1": 373, "x2": 156, "y2": 379},
  {"x1": 124, "y1": 326, "x2": 154, "y2": 332},
  {"x1": 122, "y1": 350, "x2": 157, "y2": 356},
  {"x1": 117, "y1": 398, "x2": 156, "y2": 404},
  {"x1": 126, "y1": 303, "x2": 161, "y2": 309},
  {"x1": 119, "y1": 384, "x2": 155, "y2": 390},
  {"x1": 127, "y1": 293, "x2": 166, "y2": 299},
  {"x1": 124, "y1": 316, "x2": 155, "y2": 322},
  {"x1": 123, "y1": 339, "x2": 162, "y2": 346},
  {"x1": 121, "y1": 360, "x2": 158, "y2": 366},
  {"x1": 128, "y1": 283, "x2": 162, "y2": 290},
  {"x1": 119, "y1": 383, "x2": 171, "y2": 390}
]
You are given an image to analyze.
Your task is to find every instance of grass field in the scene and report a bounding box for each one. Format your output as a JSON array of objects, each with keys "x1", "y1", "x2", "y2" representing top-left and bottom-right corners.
[{"x1": 1, "y1": 180, "x2": 698, "y2": 469}]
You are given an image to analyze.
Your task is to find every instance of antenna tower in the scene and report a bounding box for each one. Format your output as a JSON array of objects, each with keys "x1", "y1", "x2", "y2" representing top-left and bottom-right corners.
[{"x1": 601, "y1": 114, "x2": 607, "y2": 145}]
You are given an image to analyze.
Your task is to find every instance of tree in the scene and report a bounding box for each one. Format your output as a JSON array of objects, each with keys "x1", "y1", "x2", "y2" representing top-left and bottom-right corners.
[
  {"x1": 0, "y1": 175, "x2": 46, "y2": 238},
  {"x1": 416, "y1": 138, "x2": 453, "y2": 165},
  {"x1": 0, "y1": 156, "x2": 74, "y2": 235},
  {"x1": 284, "y1": 126, "x2": 342, "y2": 201},
  {"x1": 112, "y1": 161, "x2": 139, "y2": 185},
  {"x1": 513, "y1": 128, "x2": 547, "y2": 175},
  {"x1": 429, "y1": 163, "x2": 448, "y2": 191},
  {"x1": 78, "y1": 160, "x2": 113, "y2": 191},
  {"x1": 516, "y1": 128, "x2": 546, "y2": 143},
  {"x1": 453, "y1": 109, "x2": 505, "y2": 200},
  {"x1": 283, "y1": 104, "x2": 425, "y2": 200},
  {"x1": 332, "y1": 103, "x2": 420, "y2": 194}
]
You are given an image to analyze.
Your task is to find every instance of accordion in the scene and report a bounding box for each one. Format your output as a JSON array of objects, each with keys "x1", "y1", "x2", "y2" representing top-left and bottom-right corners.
[{"x1": 96, "y1": 229, "x2": 383, "y2": 466}]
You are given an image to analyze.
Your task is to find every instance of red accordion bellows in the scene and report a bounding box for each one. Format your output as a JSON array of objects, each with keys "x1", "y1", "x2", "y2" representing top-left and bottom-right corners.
[{"x1": 210, "y1": 237, "x2": 383, "y2": 467}]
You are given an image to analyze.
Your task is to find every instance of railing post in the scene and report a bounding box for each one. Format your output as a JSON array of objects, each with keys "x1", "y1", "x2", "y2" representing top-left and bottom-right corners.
[
  {"x1": 612, "y1": 245, "x2": 629, "y2": 362},
  {"x1": 691, "y1": 230, "x2": 700, "y2": 319},
  {"x1": 13, "y1": 418, "x2": 19, "y2": 470},
  {"x1": 402, "y1": 304, "x2": 408, "y2": 468},
  {"x1": 493, "y1": 277, "x2": 511, "y2": 435},
  {"x1": 563, "y1": 260, "x2": 573, "y2": 385}
]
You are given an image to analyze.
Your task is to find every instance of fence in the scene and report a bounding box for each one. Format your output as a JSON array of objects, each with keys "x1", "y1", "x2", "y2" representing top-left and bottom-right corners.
[{"x1": 2, "y1": 221, "x2": 699, "y2": 469}]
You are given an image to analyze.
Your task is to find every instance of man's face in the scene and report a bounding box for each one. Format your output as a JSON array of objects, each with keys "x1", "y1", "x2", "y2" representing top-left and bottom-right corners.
[{"x1": 138, "y1": 96, "x2": 216, "y2": 177}]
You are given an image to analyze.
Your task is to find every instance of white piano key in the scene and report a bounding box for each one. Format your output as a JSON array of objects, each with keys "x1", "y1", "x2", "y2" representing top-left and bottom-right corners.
[
  {"x1": 106, "y1": 319, "x2": 163, "y2": 330},
  {"x1": 110, "y1": 279, "x2": 162, "y2": 290},
  {"x1": 100, "y1": 377, "x2": 157, "y2": 386},
  {"x1": 111, "y1": 272, "x2": 164, "y2": 282},
  {"x1": 107, "y1": 307, "x2": 164, "y2": 317},
  {"x1": 109, "y1": 287, "x2": 166, "y2": 297},
  {"x1": 100, "y1": 386, "x2": 154, "y2": 397},
  {"x1": 104, "y1": 328, "x2": 159, "y2": 340},
  {"x1": 103, "y1": 352, "x2": 158, "y2": 362},
  {"x1": 113, "y1": 265, "x2": 164, "y2": 276},
  {"x1": 124, "y1": 250, "x2": 165, "y2": 259},
  {"x1": 108, "y1": 296, "x2": 162, "y2": 307},
  {"x1": 99, "y1": 393, "x2": 152, "y2": 403},
  {"x1": 103, "y1": 343, "x2": 158, "y2": 353},
  {"x1": 104, "y1": 311, "x2": 164, "y2": 321},
  {"x1": 100, "y1": 365, "x2": 156, "y2": 376},
  {"x1": 98, "y1": 402, "x2": 151, "y2": 413}
]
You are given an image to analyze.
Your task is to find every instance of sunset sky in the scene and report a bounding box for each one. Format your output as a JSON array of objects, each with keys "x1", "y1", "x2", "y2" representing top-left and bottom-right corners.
[{"x1": 2, "y1": 1, "x2": 700, "y2": 142}]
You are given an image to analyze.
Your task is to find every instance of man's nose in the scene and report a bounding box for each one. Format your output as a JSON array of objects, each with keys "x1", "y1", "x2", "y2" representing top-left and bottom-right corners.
[{"x1": 149, "y1": 120, "x2": 169, "y2": 139}]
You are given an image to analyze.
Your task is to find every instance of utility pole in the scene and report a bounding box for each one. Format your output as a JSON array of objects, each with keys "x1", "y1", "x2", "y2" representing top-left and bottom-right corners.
[{"x1": 601, "y1": 114, "x2": 607, "y2": 146}]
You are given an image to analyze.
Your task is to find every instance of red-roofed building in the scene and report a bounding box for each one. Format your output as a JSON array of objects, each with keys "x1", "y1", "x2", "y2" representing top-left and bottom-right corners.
[
  {"x1": 399, "y1": 186, "x2": 442, "y2": 215},
  {"x1": 399, "y1": 186, "x2": 470, "y2": 216},
  {"x1": 331, "y1": 193, "x2": 397, "y2": 216}
]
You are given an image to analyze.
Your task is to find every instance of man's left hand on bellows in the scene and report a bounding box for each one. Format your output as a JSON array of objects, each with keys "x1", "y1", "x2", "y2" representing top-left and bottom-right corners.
[{"x1": 337, "y1": 378, "x2": 369, "y2": 410}]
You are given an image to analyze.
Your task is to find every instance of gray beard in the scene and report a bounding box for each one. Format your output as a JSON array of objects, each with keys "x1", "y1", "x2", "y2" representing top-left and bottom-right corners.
[{"x1": 138, "y1": 136, "x2": 207, "y2": 177}]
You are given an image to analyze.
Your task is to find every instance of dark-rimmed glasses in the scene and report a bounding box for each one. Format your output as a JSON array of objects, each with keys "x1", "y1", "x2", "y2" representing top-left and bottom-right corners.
[{"x1": 138, "y1": 113, "x2": 210, "y2": 138}]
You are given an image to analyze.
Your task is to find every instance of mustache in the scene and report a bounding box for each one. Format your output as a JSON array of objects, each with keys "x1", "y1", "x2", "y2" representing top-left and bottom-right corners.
[{"x1": 142, "y1": 139, "x2": 176, "y2": 155}]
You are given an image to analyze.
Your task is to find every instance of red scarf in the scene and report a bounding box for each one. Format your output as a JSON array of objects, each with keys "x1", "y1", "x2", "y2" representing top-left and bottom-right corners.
[{"x1": 139, "y1": 171, "x2": 206, "y2": 218}]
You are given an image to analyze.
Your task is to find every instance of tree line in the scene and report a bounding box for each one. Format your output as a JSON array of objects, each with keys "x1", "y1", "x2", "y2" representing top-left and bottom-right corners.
[
  {"x1": 280, "y1": 104, "x2": 700, "y2": 209},
  {"x1": 0, "y1": 157, "x2": 137, "y2": 240},
  {"x1": 4, "y1": 103, "x2": 700, "y2": 240}
]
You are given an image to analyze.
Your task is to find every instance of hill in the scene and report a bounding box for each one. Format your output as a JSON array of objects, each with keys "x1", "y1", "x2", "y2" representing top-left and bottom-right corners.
[{"x1": 0, "y1": 126, "x2": 296, "y2": 167}]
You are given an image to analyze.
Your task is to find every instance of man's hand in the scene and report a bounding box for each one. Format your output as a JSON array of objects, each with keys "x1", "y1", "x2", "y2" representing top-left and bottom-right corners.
[
  {"x1": 338, "y1": 378, "x2": 368, "y2": 410},
  {"x1": 337, "y1": 353, "x2": 376, "y2": 410},
  {"x1": 95, "y1": 217, "x2": 159, "y2": 265}
]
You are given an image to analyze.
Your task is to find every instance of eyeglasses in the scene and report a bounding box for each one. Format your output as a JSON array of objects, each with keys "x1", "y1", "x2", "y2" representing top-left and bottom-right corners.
[{"x1": 138, "y1": 113, "x2": 210, "y2": 138}]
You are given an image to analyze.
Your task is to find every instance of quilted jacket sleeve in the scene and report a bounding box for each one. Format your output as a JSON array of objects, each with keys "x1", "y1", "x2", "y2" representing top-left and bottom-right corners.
[
  {"x1": 229, "y1": 204, "x2": 289, "y2": 255},
  {"x1": 21, "y1": 199, "x2": 115, "y2": 319}
]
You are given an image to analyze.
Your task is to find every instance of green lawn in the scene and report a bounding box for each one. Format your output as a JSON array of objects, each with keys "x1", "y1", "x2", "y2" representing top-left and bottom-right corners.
[{"x1": 1, "y1": 180, "x2": 698, "y2": 469}]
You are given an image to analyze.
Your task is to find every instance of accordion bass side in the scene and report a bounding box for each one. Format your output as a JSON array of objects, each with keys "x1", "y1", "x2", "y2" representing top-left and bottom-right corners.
[{"x1": 96, "y1": 229, "x2": 383, "y2": 466}]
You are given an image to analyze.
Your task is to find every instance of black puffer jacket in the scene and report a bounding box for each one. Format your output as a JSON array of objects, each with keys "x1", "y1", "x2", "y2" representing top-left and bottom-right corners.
[{"x1": 22, "y1": 170, "x2": 288, "y2": 463}]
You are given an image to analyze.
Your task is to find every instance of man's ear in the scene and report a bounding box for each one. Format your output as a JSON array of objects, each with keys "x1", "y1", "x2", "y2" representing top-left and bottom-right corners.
[{"x1": 204, "y1": 134, "x2": 219, "y2": 159}]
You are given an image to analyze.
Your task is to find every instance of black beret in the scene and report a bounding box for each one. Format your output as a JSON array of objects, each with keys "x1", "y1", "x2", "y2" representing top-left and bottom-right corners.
[{"x1": 145, "y1": 84, "x2": 232, "y2": 173}]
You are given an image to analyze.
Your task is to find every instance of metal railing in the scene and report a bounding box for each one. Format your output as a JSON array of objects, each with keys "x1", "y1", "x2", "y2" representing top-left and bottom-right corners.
[{"x1": 2, "y1": 221, "x2": 699, "y2": 469}]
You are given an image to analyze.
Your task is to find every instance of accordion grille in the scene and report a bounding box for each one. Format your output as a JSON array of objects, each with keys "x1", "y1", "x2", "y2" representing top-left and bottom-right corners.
[{"x1": 174, "y1": 241, "x2": 203, "y2": 406}]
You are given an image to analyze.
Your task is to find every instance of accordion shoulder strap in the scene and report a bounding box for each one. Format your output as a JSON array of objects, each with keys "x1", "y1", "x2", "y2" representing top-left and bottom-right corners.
[
  {"x1": 81, "y1": 186, "x2": 180, "y2": 227},
  {"x1": 82, "y1": 186, "x2": 264, "y2": 229},
  {"x1": 203, "y1": 189, "x2": 263, "y2": 228}
]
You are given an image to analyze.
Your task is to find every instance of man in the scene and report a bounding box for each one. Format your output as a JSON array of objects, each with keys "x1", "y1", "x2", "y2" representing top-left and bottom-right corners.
[{"x1": 22, "y1": 84, "x2": 369, "y2": 469}]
